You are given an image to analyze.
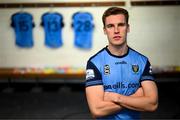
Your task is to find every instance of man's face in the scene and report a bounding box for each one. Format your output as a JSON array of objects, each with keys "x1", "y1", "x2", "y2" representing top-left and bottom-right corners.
[{"x1": 103, "y1": 14, "x2": 129, "y2": 47}]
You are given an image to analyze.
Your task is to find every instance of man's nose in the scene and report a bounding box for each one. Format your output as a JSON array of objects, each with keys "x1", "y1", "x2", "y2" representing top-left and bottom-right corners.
[{"x1": 114, "y1": 26, "x2": 119, "y2": 33}]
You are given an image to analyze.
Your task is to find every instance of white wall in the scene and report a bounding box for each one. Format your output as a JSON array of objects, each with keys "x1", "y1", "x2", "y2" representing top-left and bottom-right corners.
[
  {"x1": 0, "y1": 1, "x2": 179, "y2": 68},
  {"x1": 0, "y1": 6, "x2": 108, "y2": 68},
  {"x1": 128, "y1": 6, "x2": 180, "y2": 67}
]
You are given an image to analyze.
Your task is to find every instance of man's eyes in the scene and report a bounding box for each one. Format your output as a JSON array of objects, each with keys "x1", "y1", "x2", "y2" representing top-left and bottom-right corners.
[
  {"x1": 106, "y1": 24, "x2": 113, "y2": 28},
  {"x1": 106, "y1": 23, "x2": 126, "y2": 28}
]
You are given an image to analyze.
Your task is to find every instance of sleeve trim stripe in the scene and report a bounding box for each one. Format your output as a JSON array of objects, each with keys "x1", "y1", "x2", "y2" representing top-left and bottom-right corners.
[
  {"x1": 86, "y1": 80, "x2": 103, "y2": 87},
  {"x1": 86, "y1": 83, "x2": 103, "y2": 87},
  {"x1": 141, "y1": 76, "x2": 154, "y2": 81}
]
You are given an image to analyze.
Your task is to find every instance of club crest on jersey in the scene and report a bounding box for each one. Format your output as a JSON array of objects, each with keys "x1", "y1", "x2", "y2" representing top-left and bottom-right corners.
[
  {"x1": 132, "y1": 64, "x2": 139, "y2": 73},
  {"x1": 104, "y1": 65, "x2": 110, "y2": 75}
]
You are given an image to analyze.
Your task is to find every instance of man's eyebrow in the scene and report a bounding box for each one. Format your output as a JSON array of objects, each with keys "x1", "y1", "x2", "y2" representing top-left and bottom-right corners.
[
  {"x1": 118, "y1": 23, "x2": 126, "y2": 25},
  {"x1": 106, "y1": 24, "x2": 114, "y2": 27},
  {"x1": 106, "y1": 22, "x2": 126, "y2": 26}
]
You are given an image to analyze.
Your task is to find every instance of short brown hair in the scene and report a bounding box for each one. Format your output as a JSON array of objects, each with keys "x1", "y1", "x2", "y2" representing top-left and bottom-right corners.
[{"x1": 102, "y1": 7, "x2": 129, "y2": 27}]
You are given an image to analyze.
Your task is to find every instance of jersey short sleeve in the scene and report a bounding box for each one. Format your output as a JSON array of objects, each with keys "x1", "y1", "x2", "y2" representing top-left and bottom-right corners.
[
  {"x1": 140, "y1": 60, "x2": 154, "y2": 82},
  {"x1": 85, "y1": 60, "x2": 103, "y2": 87}
]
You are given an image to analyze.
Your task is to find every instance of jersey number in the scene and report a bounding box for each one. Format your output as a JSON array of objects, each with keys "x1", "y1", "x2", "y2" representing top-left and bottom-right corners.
[
  {"x1": 48, "y1": 21, "x2": 58, "y2": 32},
  {"x1": 19, "y1": 20, "x2": 29, "y2": 31},
  {"x1": 76, "y1": 21, "x2": 91, "y2": 32}
]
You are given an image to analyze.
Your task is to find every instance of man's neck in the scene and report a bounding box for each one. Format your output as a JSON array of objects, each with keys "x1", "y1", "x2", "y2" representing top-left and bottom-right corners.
[{"x1": 107, "y1": 44, "x2": 128, "y2": 56}]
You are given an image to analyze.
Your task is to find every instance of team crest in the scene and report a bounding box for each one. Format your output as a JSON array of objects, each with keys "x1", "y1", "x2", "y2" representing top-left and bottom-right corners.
[
  {"x1": 104, "y1": 65, "x2": 110, "y2": 75},
  {"x1": 132, "y1": 64, "x2": 139, "y2": 73}
]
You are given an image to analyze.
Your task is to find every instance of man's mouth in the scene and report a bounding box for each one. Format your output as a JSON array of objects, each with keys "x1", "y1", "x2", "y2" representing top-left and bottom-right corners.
[{"x1": 113, "y1": 36, "x2": 121, "y2": 40}]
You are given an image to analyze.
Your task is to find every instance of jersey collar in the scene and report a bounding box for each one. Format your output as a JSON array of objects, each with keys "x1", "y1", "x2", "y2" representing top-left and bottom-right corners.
[{"x1": 105, "y1": 45, "x2": 129, "y2": 58}]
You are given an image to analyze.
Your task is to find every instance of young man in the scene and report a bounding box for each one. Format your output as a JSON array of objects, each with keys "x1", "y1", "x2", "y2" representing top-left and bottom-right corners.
[{"x1": 85, "y1": 7, "x2": 158, "y2": 119}]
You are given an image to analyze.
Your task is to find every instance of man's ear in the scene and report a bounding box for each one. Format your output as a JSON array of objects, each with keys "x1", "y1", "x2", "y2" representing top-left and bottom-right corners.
[
  {"x1": 127, "y1": 24, "x2": 130, "y2": 33},
  {"x1": 103, "y1": 27, "x2": 107, "y2": 35}
]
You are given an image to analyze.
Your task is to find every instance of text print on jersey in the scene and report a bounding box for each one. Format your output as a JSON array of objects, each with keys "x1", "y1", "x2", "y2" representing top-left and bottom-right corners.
[{"x1": 104, "y1": 82, "x2": 140, "y2": 90}]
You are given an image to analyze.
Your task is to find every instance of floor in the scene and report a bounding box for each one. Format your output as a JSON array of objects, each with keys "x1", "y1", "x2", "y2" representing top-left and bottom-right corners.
[{"x1": 0, "y1": 80, "x2": 180, "y2": 119}]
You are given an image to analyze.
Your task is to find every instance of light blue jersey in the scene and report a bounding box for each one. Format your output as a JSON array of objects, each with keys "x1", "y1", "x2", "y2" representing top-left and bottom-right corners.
[
  {"x1": 72, "y1": 12, "x2": 94, "y2": 49},
  {"x1": 11, "y1": 12, "x2": 35, "y2": 48},
  {"x1": 41, "y1": 12, "x2": 64, "y2": 48},
  {"x1": 85, "y1": 46, "x2": 154, "y2": 120}
]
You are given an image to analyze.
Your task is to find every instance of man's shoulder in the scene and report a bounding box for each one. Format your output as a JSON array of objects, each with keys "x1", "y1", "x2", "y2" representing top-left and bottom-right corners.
[
  {"x1": 129, "y1": 47, "x2": 148, "y2": 60},
  {"x1": 88, "y1": 47, "x2": 106, "y2": 62}
]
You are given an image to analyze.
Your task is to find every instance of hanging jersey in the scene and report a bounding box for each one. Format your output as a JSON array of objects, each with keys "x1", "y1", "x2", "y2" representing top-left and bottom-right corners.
[
  {"x1": 11, "y1": 12, "x2": 35, "y2": 48},
  {"x1": 85, "y1": 46, "x2": 154, "y2": 120},
  {"x1": 72, "y1": 12, "x2": 94, "y2": 49},
  {"x1": 41, "y1": 12, "x2": 64, "y2": 48}
]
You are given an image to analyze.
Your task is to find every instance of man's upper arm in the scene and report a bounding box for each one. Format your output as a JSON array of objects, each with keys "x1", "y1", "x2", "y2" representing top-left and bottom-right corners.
[
  {"x1": 140, "y1": 59, "x2": 158, "y2": 110},
  {"x1": 141, "y1": 80, "x2": 158, "y2": 104},
  {"x1": 141, "y1": 58, "x2": 158, "y2": 101},
  {"x1": 85, "y1": 85, "x2": 105, "y2": 114},
  {"x1": 85, "y1": 60, "x2": 122, "y2": 117}
]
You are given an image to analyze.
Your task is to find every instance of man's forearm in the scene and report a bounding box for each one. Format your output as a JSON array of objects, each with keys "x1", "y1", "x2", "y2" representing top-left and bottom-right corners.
[
  {"x1": 91, "y1": 101, "x2": 123, "y2": 118},
  {"x1": 104, "y1": 87, "x2": 153, "y2": 111},
  {"x1": 116, "y1": 81, "x2": 158, "y2": 112},
  {"x1": 86, "y1": 86, "x2": 123, "y2": 118},
  {"x1": 115, "y1": 95, "x2": 158, "y2": 112}
]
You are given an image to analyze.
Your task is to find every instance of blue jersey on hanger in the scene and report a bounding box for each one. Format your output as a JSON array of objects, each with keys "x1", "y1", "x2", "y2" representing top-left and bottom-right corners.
[
  {"x1": 72, "y1": 12, "x2": 94, "y2": 49},
  {"x1": 11, "y1": 12, "x2": 34, "y2": 48},
  {"x1": 86, "y1": 46, "x2": 154, "y2": 120},
  {"x1": 41, "y1": 12, "x2": 64, "y2": 48}
]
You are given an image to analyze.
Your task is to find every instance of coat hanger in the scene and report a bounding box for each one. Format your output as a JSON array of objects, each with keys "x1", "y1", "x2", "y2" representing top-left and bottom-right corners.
[
  {"x1": 49, "y1": 4, "x2": 54, "y2": 13},
  {"x1": 19, "y1": 4, "x2": 24, "y2": 13}
]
